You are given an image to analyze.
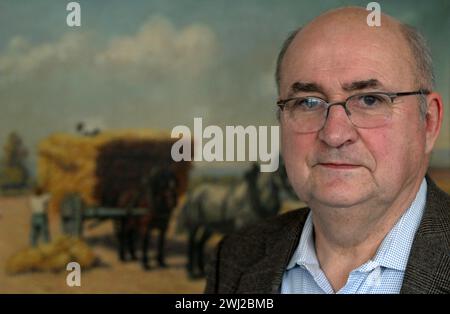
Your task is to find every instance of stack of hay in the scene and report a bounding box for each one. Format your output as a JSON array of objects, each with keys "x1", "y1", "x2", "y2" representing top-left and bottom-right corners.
[
  {"x1": 95, "y1": 138, "x2": 191, "y2": 207},
  {"x1": 37, "y1": 129, "x2": 191, "y2": 215},
  {"x1": 5, "y1": 236, "x2": 97, "y2": 274}
]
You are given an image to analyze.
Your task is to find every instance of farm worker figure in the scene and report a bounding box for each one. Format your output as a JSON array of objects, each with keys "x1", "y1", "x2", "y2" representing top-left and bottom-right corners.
[{"x1": 29, "y1": 185, "x2": 51, "y2": 247}]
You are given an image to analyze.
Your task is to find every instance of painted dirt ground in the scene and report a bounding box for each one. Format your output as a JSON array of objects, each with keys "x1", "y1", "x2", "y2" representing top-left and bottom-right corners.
[{"x1": 0, "y1": 195, "x2": 208, "y2": 293}]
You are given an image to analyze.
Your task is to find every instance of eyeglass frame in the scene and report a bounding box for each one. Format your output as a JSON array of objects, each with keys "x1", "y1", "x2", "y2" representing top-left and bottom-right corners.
[{"x1": 276, "y1": 89, "x2": 430, "y2": 130}]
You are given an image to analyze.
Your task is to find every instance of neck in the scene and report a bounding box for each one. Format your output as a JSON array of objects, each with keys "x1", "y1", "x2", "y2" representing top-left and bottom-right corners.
[{"x1": 311, "y1": 174, "x2": 425, "y2": 291}]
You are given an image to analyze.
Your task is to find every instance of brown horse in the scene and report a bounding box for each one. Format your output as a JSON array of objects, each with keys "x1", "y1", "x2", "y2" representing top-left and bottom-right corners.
[
  {"x1": 115, "y1": 167, "x2": 178, "y2": 270},
  {"x1": 115, "y1": 186, "x2": 152, "y2": 263}
]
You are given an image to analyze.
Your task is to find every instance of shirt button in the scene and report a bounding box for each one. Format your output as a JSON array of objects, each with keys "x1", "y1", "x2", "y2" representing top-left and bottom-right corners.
[{"x1": 369, "y1": 266, "x2": 381, "y2": 287}]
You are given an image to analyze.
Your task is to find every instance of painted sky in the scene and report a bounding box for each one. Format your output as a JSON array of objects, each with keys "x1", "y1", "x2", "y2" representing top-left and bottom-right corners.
[{"x1": 0, "y1": 0, "x2": 449, "y2": 173}]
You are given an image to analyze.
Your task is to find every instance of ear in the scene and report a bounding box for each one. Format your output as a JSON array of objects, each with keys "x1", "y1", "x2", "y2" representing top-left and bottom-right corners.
[{"x1": 424, "y1": 92, "x2": 444, "y2": 154}]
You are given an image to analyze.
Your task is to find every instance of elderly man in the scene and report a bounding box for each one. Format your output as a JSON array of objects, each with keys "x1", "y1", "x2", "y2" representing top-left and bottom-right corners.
[{"x1": 205, "y1": 7, "x2": 449, "y2": 294}]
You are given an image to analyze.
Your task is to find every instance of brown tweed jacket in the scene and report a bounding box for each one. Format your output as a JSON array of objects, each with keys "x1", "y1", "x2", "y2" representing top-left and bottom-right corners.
[{"x1": 204, "y1": 177, "x2": 450, "y2": 294}]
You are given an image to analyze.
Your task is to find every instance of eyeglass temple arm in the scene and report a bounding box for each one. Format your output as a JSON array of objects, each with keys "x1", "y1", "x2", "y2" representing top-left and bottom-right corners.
[
  {"x1": 391, "y1": 89, "x2": 430, "y2": 97},
  {"x1": 386, "y1": 89, "x2": 429, "y2": 102}
]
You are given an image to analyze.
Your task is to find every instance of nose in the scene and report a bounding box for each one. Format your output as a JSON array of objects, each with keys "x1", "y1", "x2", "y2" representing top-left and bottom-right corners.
[{"x1": 318, "y1": 104, "x2": 358, "y2": 148}]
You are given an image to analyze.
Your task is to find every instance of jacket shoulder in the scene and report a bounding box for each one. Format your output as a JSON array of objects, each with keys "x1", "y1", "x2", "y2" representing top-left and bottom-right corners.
[{"x1": 222, "y1": 208, "x2": 309, "y2": 255}]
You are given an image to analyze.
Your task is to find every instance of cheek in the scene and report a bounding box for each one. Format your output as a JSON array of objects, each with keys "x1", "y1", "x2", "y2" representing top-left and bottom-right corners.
[
  {"x1": 359, "y1": 125, "x2": 426, "y2": 180},
  {"x1": 363, "y1": 131, "x2": 391, "y2": 170}
]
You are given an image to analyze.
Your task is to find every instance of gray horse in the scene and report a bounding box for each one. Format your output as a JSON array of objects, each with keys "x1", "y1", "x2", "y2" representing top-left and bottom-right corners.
[{"x1": 181, "y1": 163, "x2": 288, "y2": 278}]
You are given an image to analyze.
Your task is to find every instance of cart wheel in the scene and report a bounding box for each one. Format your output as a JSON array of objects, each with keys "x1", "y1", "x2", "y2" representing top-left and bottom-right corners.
[{"x1": 60, "y1": 193, "x2": 84, "y2": 237}]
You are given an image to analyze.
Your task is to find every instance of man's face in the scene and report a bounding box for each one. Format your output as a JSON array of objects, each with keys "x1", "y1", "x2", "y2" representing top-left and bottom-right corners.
[{"x1": 280, "y1": 17, "x2": 429, "y2": 209}]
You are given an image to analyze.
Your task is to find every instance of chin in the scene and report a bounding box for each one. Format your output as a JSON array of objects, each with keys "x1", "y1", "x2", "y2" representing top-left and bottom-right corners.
[
  {"x1": 314, "y1": 167, "x2": 371, "y2": 187},
  {"x1": 308, "y1": 175, "x2": 374, "y2": 208},
  {"x1": 311, "y1": 191, "x2": 370, "y2": 208}
]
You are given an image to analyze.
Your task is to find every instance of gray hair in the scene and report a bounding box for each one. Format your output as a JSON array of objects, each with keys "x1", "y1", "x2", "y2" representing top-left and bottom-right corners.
[
  {"x1": 275, "y1": 27, "x2": 302, "y2": 96},
  {"x1": 400, "y1": 24, "x2": 435, "y2": 91},
  {"x1": 274, "y1": 23, "x2": 434, "y2": 118},
  {"x1": 400, "y1": 24, "x2": 434, "y2": 118}
]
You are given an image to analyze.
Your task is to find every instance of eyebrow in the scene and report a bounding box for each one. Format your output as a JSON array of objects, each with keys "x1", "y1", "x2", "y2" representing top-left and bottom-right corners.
[
  {"x1": 288, "y1": 79, "x2": 384, "y2": 97},
  {"x1": 341, "y1": 79, "x2": 384, "y2": 91},
  {"x1": 290, "y1": 82, "x2": 322, "y2": 96}
]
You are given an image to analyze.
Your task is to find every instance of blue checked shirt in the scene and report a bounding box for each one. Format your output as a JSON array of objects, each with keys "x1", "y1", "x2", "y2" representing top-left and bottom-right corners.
[{"x1": 281, "y1": 178, "x2": 427, "y2": 294}]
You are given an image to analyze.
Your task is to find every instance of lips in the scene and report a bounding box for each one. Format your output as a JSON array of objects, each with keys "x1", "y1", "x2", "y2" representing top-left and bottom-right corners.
[{"x1": 318, "y1": 163, "x2": 361, "y2": 169}]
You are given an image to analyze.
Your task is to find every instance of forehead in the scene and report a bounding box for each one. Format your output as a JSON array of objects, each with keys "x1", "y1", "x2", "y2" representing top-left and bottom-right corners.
[{"x1": 280, "y1": 17, "x2": 416, "y2": 94}]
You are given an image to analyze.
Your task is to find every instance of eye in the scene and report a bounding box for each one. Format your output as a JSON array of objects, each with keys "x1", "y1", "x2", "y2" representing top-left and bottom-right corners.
[
  {"x1": 358, "y1": 94, "x2": 384, "y2": 107},
  {"x1": 291, "y1": 97, "x2": 323, "y2": 111}
]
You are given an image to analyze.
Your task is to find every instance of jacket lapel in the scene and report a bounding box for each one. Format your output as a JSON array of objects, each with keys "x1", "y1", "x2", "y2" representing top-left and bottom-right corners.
[
  {"x1": 236, "y1": 209, "x2": 309, "y2": 293},
  {"x1": 401, "y1": 177, "x2": 450, "y2": 294}
]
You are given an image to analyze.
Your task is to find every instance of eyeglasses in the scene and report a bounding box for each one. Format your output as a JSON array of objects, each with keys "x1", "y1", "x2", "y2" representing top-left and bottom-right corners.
[{"x1": 277, "y1": 90, "x2": 429, "y2": 133}]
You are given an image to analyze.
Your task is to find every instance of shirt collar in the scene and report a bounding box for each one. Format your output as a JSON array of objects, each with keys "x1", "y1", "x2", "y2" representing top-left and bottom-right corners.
[
  {"x1": 286, "y1": 178, "x2": 427, "y2": 272},
  {"x1": 286, "y1": 212, "x2": 316, "y2": 270},
  {"x1": 370, "y1": 178, "x2": 427, "y2": 271}
]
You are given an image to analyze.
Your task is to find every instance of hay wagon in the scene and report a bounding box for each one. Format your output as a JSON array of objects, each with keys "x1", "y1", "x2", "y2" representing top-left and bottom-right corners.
[{"x1": 38, "y1": 130, "x2": 191, "y2": 237}]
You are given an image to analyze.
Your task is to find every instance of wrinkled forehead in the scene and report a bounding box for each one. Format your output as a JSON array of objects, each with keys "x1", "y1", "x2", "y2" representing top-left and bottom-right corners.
[{"x1": 280, "y1": 9, "x2": 416, "y2": 95}]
